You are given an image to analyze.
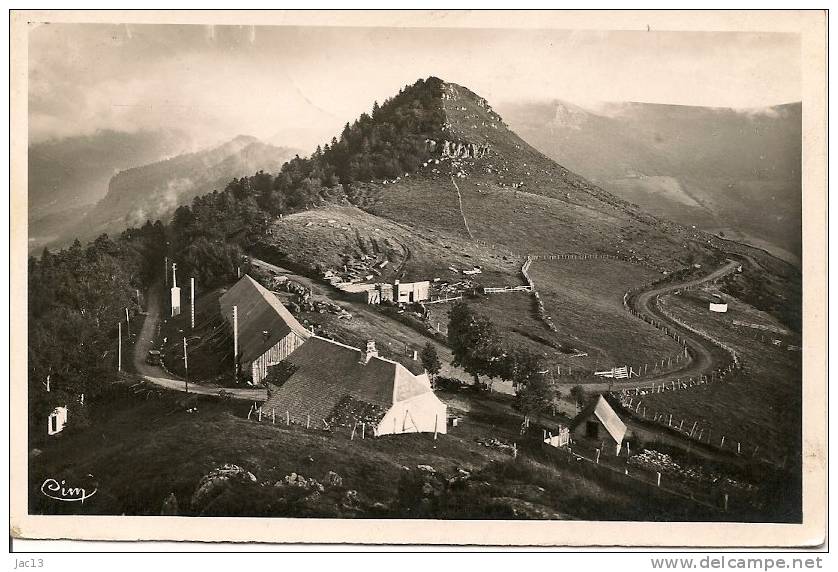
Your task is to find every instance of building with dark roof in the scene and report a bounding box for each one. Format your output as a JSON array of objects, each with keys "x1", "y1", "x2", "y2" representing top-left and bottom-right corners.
[
  {"x1": 569, "y1": 395, "x2": 627, "y2": 454},
  {"x1": 219, "y1": 275, "x2": 311, "y2": 384},
  {"x1": 264, "y1": 337, "x2": 447, "y2": 436}
]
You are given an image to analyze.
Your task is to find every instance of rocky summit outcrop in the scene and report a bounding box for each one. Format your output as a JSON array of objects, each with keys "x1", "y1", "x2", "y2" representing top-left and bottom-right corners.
[{"x1": 424, "y1": 139, "x2": 490, "y2": 159}]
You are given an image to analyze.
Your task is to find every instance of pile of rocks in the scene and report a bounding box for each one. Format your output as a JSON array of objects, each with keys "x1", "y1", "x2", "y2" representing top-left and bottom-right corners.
[
  {"x1": 273, "y1": 472, "x2": 326, "y2": 494},
  {"x1": 476, "y1": 437, "x2": 517, "y2": 455},
  {"x1": 191, "y1": 464, "x2": 257, "y2": 510},
  {"x1": 628, "y1": 449, "x2": 756, "y2": 492}
]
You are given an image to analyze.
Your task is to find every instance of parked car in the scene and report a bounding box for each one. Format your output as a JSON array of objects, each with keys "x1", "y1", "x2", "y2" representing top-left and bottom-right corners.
[{"x1": 146, "y1": 349, "x2": 162, "y2": 365}]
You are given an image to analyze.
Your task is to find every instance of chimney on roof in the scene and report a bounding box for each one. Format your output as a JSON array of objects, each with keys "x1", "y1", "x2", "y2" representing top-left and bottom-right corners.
[{"x1": 360, "y1": 340, "x2": 378, "y2": 364}]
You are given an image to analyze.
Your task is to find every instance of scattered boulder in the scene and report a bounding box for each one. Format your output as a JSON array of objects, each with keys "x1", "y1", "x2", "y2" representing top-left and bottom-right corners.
[
  {"x1": 343, "y1": 489, "x2": 359, "y2": 508},
  {"x1": 191, "y1": 464, "x2": 257, "y2": 510},
  {"x1": 448, "y1": 468, "x2": 472, "y2": 486},
  {"x1": 275, "y1": 472, "x2": 325, "y2": 493},
  {"x1": 323, "y1": 471, "x2": 343, "y2": 487}
]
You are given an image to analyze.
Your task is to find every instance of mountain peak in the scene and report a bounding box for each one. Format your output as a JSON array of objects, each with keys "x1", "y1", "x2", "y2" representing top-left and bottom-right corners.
[{"x1": 231, "y1": 134, "x2": 260, "y2": 144}]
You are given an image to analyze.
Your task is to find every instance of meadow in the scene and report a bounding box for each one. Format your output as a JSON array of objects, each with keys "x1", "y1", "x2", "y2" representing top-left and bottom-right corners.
[
  {"x1": 29, "y1": 382, "x2": 742, "y2": 521},
  {"x1": 634, "y1": 289, "x2": 802, "y2": 466},
  {"x1": 529, "y1": 259, "x2": 683, "y2": 370}
]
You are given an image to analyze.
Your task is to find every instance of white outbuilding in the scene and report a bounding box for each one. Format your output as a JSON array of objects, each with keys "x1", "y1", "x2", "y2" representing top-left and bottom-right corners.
[
  {"x1": 709, "y1": 295, "x2": 728, "y2": 313},
  {"x1": 48, "y1": 406, "x2": 68, "y2": 436}
]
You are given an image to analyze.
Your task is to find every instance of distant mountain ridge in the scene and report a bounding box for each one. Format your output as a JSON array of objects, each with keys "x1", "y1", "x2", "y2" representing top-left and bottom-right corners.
[
  {"x1": 37, "y1": 135, "x2": 299, "y2": 252},
  {"x1": 28, "y1": 128, "x2": 195, "y2": 255},
  {"x1": 498, "y1": 99, "x2": 802, "y2": 264},
  {"x1": 28, "y1": 128, "x2": 193, "y2": 219}
]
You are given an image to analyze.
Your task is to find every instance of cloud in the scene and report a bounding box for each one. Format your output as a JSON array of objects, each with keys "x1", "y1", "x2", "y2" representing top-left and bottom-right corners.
[{"x1": 28, "y1": 24, "x2": 801, "y2": 149}]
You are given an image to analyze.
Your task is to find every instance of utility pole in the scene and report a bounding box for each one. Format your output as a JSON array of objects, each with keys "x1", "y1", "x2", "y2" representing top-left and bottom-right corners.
[
  {"x1": 118, "y1": 322, "x2": 122, "y2": 372},
  {"x1": 191, "y1": 277, "x2": 195, "y2": 330},
  {"x1": 183, "y1": 336, "x2": 189, "y2": 393},
  {"x1": 233, "y1": 305, "x2": 239, "y2": 383}
]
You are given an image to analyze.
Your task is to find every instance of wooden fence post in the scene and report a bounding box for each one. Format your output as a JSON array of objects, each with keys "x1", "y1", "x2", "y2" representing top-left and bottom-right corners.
[
  {"x1": 272, "y1": 408, "x2": 276, "y2": 424},
  {"x1": 595, "y1": 449, "x2": 601, "y2": 464},
  {"x1": 286, "y1": 410, "x2": 290, "y2": 426},
  {"x1": 656, "y1": 472, "x2": 661, "y2": 487}
]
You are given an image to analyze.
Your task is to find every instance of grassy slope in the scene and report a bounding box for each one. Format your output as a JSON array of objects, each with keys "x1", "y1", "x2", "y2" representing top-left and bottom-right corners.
[
  {"x1": 259, "y1": 205, "x2": 521, "y2": 286},
  {"x1": 344, "y1": 82, "x2": 717, "y2": 270},
  {"x1": 501, "y1": 100, "x2": 802, "y2": 262},
  {"x1": 31, "y1": 387, "x2": 736, "y2": 521},
  {"x1": 530, "y1": 259, "x2": 682, "y2": 368},
  {"x1": 633, "y1": 289, "x2": 801, "y2": 464}
]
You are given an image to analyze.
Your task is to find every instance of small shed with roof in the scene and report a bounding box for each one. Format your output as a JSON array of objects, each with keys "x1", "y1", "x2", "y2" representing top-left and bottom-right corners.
[
  {"x1": 263, "y1": 337, "x2": 447, "y2": 436},
  {"x1": 569, "y1": 395, "x2": 627, "y2": 454}
]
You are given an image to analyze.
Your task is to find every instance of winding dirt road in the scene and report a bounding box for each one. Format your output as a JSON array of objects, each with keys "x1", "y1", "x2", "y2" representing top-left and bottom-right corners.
[
  {"x1": 133, "y1": 279, "x2": 267, "y2": 401},
  {"x1": 556, "y1": 260, "x2": 741, "y2": 393}
]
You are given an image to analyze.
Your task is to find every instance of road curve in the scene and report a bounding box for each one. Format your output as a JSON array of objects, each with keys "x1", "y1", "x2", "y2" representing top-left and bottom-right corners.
[
  {"x1": 132, "y1": 278, "x2": 267, "y2": 402},
  {"x1": 558, "y1": 260, "x2": 740, "y2": 393}
]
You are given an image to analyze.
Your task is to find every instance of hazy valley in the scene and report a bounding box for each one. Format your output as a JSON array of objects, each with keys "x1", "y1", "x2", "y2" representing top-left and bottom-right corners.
[{"x1": 500, "y1": 100, "x2": 802, "y2": 266}]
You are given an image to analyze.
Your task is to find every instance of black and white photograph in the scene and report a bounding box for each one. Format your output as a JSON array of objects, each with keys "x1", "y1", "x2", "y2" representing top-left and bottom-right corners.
[{"x1": 9, "y1": 9, "x2": 827, "y2": 548}]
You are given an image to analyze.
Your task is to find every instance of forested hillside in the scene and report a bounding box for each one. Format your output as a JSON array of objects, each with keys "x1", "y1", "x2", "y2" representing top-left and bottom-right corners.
[{"x1": 28, "y1": 223, "x2": 166, "y2": 438}]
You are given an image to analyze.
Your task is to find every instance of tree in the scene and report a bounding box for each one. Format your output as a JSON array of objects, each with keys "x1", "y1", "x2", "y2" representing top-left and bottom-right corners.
[
  {"x1": 507, "y1": 348, "x2": 555, "y2": 417},
  {"x1": 570, "y1": 385, "x2": 587, "y2": 410},
  {"x1": 447, "y1": 302, "x2": 504, "y2": 389},
  {"x1": 513, "y1": 371, "x2": 554, "y2": 418},
  {"x1": 419, "y1": 342, "x2": 441, "y2": 386}
]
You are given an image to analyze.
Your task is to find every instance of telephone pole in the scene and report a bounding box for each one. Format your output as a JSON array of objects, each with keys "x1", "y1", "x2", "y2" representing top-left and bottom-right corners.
[
  {"x1": 183, "y1": 336, "x2": 189, "y2": 393},
  {"x1": 118, "y1": 322, "x2": 122, "y2": 372},
  {"x1": 233, "y1": 305, "x2": 238, "y2": 384},
  {"x1": 191, "y1": 277, "x2": 195, "y2": 330}
]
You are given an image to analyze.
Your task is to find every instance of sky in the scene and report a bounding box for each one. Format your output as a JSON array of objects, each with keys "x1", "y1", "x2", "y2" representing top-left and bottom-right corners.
[{"x1": 28, "y1": 23, "x2": 801, "y2": 152}]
